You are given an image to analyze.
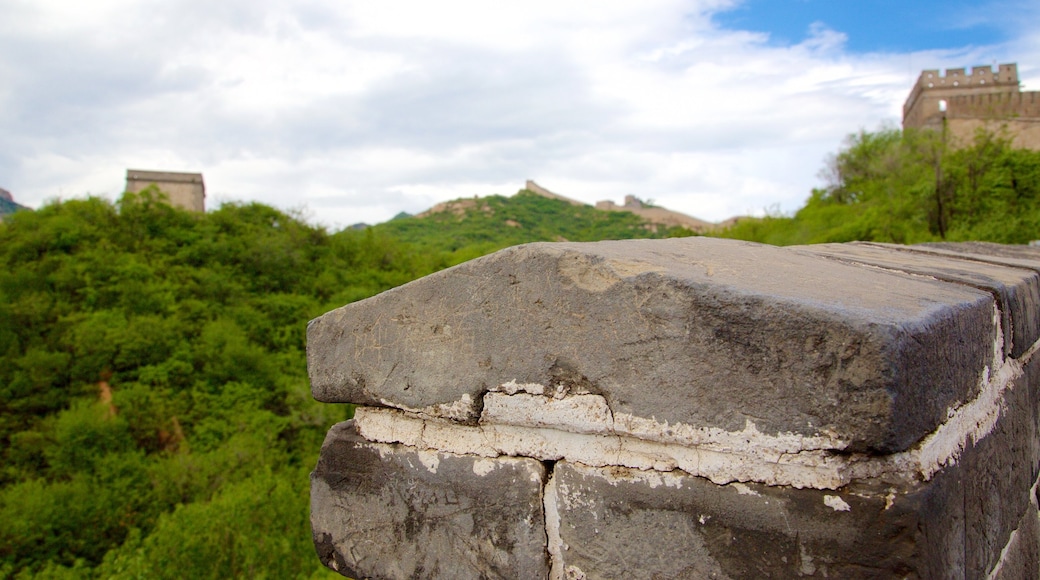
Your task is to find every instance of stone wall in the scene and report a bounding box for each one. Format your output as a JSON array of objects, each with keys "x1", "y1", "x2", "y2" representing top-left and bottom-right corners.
[
  {"x1": 525, "y1": 180, "x2": 587, "y2": 207},
  {"x1": 942, "y1": 91, "x2": 1040, "y2": 150},
  {"x1": 308, "y1": 237, "x2": 1040, "y2": 579},
  {"x1": 595, "y1": 195, "x2": 715, "y2": 233}
]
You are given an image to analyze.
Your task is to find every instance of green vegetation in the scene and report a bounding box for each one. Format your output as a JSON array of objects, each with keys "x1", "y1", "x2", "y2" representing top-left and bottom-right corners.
[
  {"x1": 0, "y1": 188, "x2": 438, "y2": 579},
  {"x1": 715, "y1": 126, "x2": 1040, "y2": 245},
  {"x1": 372, "y1": 190, "x2": 690, "y2": 266},
  {"x1": 0, "y1": 187, "x2": 679, "y2": 579}
]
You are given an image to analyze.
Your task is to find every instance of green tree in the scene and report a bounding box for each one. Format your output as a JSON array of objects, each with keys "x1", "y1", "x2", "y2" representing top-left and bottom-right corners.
[{"x1": 716, "y1": 125, "x2": 1040, "y2": 245}]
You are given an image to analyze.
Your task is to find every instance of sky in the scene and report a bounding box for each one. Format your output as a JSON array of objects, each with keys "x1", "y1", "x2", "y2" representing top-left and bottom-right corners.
[{"x1": 2, "y1": 0, "x2": 1039, "y2": 229}]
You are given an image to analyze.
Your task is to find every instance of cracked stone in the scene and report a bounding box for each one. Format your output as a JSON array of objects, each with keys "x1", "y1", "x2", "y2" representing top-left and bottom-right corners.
[{"x1": 309, "y1": 237, "x2": 997, "y2": 453}]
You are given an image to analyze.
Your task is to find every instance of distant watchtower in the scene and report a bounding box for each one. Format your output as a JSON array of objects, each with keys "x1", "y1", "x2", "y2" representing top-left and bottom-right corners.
[
  {"x1": 902, "y1": 63, "x2": 1040, "y2": 149},
  {"x1": 125, "y1": 169, "x2": 206, "y2": 212}
]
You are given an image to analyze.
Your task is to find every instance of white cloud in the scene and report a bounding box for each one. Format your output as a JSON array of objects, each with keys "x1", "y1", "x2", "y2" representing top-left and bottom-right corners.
[{"x1": 1, "y1": 0, "x2": 1036, "y2": 229}]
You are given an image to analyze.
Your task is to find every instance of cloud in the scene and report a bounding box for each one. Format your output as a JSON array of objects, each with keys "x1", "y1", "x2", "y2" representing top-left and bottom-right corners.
[{"x1": 1, "y1": 0, "x2": 1036, "y2": 228}]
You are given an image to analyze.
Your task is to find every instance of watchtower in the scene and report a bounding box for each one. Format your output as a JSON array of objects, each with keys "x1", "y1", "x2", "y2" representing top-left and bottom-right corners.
[
  {"x1": 125, "y1": 169, "x2": 206, "y2": 212},
  {"x1": 902, "y1": 63, "x2": 1040, "y2": 149},
  {"x1": 903, "y1": 64, "x2": 1019, "y2": 130}
]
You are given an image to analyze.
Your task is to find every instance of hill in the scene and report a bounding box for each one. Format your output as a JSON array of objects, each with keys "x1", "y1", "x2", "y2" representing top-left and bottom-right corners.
[
  {"x1": 0, "y1": 188, "x2": 29, "y2": 221},
  {"x1": 375, "y1": 187, "x2": 695, "y2": 266}
]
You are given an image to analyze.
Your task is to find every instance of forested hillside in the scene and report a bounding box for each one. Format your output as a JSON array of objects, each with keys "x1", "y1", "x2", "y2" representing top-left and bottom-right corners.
[
  {"x1": 0, "y1": 188, "x2": 681, "y2": 579},
  {"x1": 373, "y1": 190, "x2": 692, "y2": 266},
  {"x1": 717, "y1": 127, "x2": 1040, "y2": 245}
]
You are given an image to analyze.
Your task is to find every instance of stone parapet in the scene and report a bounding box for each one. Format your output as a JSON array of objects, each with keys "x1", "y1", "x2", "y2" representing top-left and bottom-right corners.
[{"x1": 309, "y1": 238, "x2": 1040, "y2": 579}]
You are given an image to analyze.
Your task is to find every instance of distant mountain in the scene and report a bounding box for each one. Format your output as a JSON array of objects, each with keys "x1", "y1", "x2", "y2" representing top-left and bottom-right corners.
[
  {"x1": 413, "y1": 181, "x2": 725, "y2": 235},
  {"x1": 372, "y1": 185, "x2": 698, "y2": 266},
  {"x1": 0, "y1": 189, "x2": 29, "y2": 220}
]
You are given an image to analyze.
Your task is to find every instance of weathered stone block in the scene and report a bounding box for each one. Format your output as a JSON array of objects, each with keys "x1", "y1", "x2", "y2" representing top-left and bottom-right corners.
[
  {"x1": 924, "y1": 241, "x2": 1040, "y2": 263},
  {"x1": 796, "y1": 242, "x2": 1040, "y2": 358},
  {"x1": 544, "y1": 350, "x2": 1040, "y2": 579},
  {"x1": 311, "y1": 421, "x2": 549, "y2": 579},
  {"x1": 547, "y1": 460, "x2": 951, "y2": 579},
  {"x1": 988, "y1": 501, "x2": 1040, "y2": 580},
  {"x1": 962, "y1": 354, "x2": 1040, "y2": 576},
  {"x1": 307, "y1": 238, "x2": 1040, "y2": 579},
  {"x1": 309, "y1": 237, "x2": 997, "y2": 453}
]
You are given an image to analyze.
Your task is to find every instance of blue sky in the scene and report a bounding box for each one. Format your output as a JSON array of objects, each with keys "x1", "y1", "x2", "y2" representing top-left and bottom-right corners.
[
  {"x1": 714, "y1": 0, "x2": 1015, "y2": 53},
  {"x1": 1, "y1": 0, "x2": 1037, "y2": 227}
]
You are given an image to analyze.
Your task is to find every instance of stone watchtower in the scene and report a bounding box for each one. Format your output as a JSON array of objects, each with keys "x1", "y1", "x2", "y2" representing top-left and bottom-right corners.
[
  {"x1": 903, "y1": 63, "x2": 1040, "y2": 149},
  {"x1": 125, "y1": 169, "x2": 206, "y2": 212}
]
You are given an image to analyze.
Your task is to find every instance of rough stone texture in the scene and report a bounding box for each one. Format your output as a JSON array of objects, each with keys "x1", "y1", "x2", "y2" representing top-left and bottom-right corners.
[
  {"x1": 543, "y1": 350, "x2": 1040, "y2": 579},
  {"x1": 311, "y1": 421, "x2": 549, "y2": 580},
  {"x1": 795, "y1": 242, "x2": 1040, "y2": 358},
  {"x1": 549, "y1": 460, "x2": 946, "y2": 579},
  {"x1": 961, "y1": 354, "x2": 1040, "y2": 576},
  {"x1": 924, "y1": 241, "x2": 1040, "y2": 262},
  {"x1": 309, "y1": 237, "x2": 997, "y2": 453},
  {"x1": 989, "y1": 503, "x2": 1040, "y2": 580},
  {"x1": 548, "y1": 453, "x2": 1038, "y2": 580},
  {"x1": 308, "y1": 238, "x2": 1040, "y2": 579}
]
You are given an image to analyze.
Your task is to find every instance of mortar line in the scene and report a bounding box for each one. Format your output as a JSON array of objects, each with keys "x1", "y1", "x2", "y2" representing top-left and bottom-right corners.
[{"x1": 354, "y1": 332, "x2": 1040, "y2": 491}]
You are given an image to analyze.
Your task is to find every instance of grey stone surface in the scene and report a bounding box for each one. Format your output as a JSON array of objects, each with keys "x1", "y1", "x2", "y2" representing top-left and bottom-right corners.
[
  {"x1": 924, "y1": 241, "x2": 1040, "y2": 263},
  {"x1": 550, "y1": 460, "x2": 954, "y2": 579},
  {"x1": 990, "y1": 504, "x2": 1040, "y2": 580},
  {"x1": 962, "y1": 356, "x2": 1040, "y2": 577},
  {"x1": 796, "y1": 242, "x2": 1040, "y2": 358},
  {"x1": 309, "y1": 237, "x2": 996, "y2": 452},
  {"x1": 546, "y1": 352, "x2": 1040, "y2": 579},
  {"x1": 310, "y1": 421, "x2": 548, "y2": 579}
]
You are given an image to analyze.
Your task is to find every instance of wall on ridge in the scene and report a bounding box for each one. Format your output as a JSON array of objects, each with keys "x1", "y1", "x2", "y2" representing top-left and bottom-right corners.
[{"x1": 308, "y1": 238, "x2": 1040, "y2": 579}]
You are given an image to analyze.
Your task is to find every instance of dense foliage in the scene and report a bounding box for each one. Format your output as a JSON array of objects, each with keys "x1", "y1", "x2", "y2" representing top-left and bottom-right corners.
[
  {"x1": 0, "y1": 187, "x2": 678, "y2": 579},
  {"x1": 715, "y1": 127, "x2": 1040, "y2": 245},
  {"x1": 0, "y1": 189, "x2": 442, "y2": 579}
]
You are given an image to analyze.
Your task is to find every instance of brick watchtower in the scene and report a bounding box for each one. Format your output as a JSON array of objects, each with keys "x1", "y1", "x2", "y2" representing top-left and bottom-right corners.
[{"x1": 903, "y1": 63, "x2": 1040, "y2": 149}]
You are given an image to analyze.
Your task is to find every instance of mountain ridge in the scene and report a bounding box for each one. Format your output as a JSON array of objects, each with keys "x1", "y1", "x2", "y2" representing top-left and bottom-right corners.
[{"x1": 416, "y1": 179, "x2": 734, "y2": 234}]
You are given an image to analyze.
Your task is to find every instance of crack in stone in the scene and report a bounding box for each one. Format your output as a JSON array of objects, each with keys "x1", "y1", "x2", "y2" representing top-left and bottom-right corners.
[
  {"x1": 985, "y1": 470, "x2": 1040, "y2": 580},
  {"x1": 353, "y1": 328, "x2": 1033, "y2": 491},
  {"x1": 543, "y1": 465, "x2": 564, "y2": 580}
]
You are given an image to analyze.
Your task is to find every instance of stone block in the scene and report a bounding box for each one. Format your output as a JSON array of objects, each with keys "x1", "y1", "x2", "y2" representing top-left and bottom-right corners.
[
  {"x1": 310, "y1": 421, "x2": 549, "y2": 579},
  {"x1": 547, "y1": 460, "x2": 958, "y2": 579},
  {"x1": 308, "y1": 239, "x2": 1040, "y2": 578},
  {"x1": 924, "y1": 241, "x2": 1040, "y2": 264},
  {"x1": 962, "y1": 355, "x2": 1040, "y2": 576},
  {"x1": 988, "y1": 502, "x2": 1040, "y2": 580},
  {"x1": 796, "y1": 242, "x2": 1040, "y2": 358},
  {"x1": 308, "y1": 237, "x2": 997, "y2": 453},
  {"x1": 544, "y1": 349, "x2": 1040, "y2": 579}
]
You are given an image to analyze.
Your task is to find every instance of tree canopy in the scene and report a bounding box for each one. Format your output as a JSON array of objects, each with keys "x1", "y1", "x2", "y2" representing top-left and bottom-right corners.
[{"x1": 716, "y1": 126, "x2": 1040, "y2": 245}]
